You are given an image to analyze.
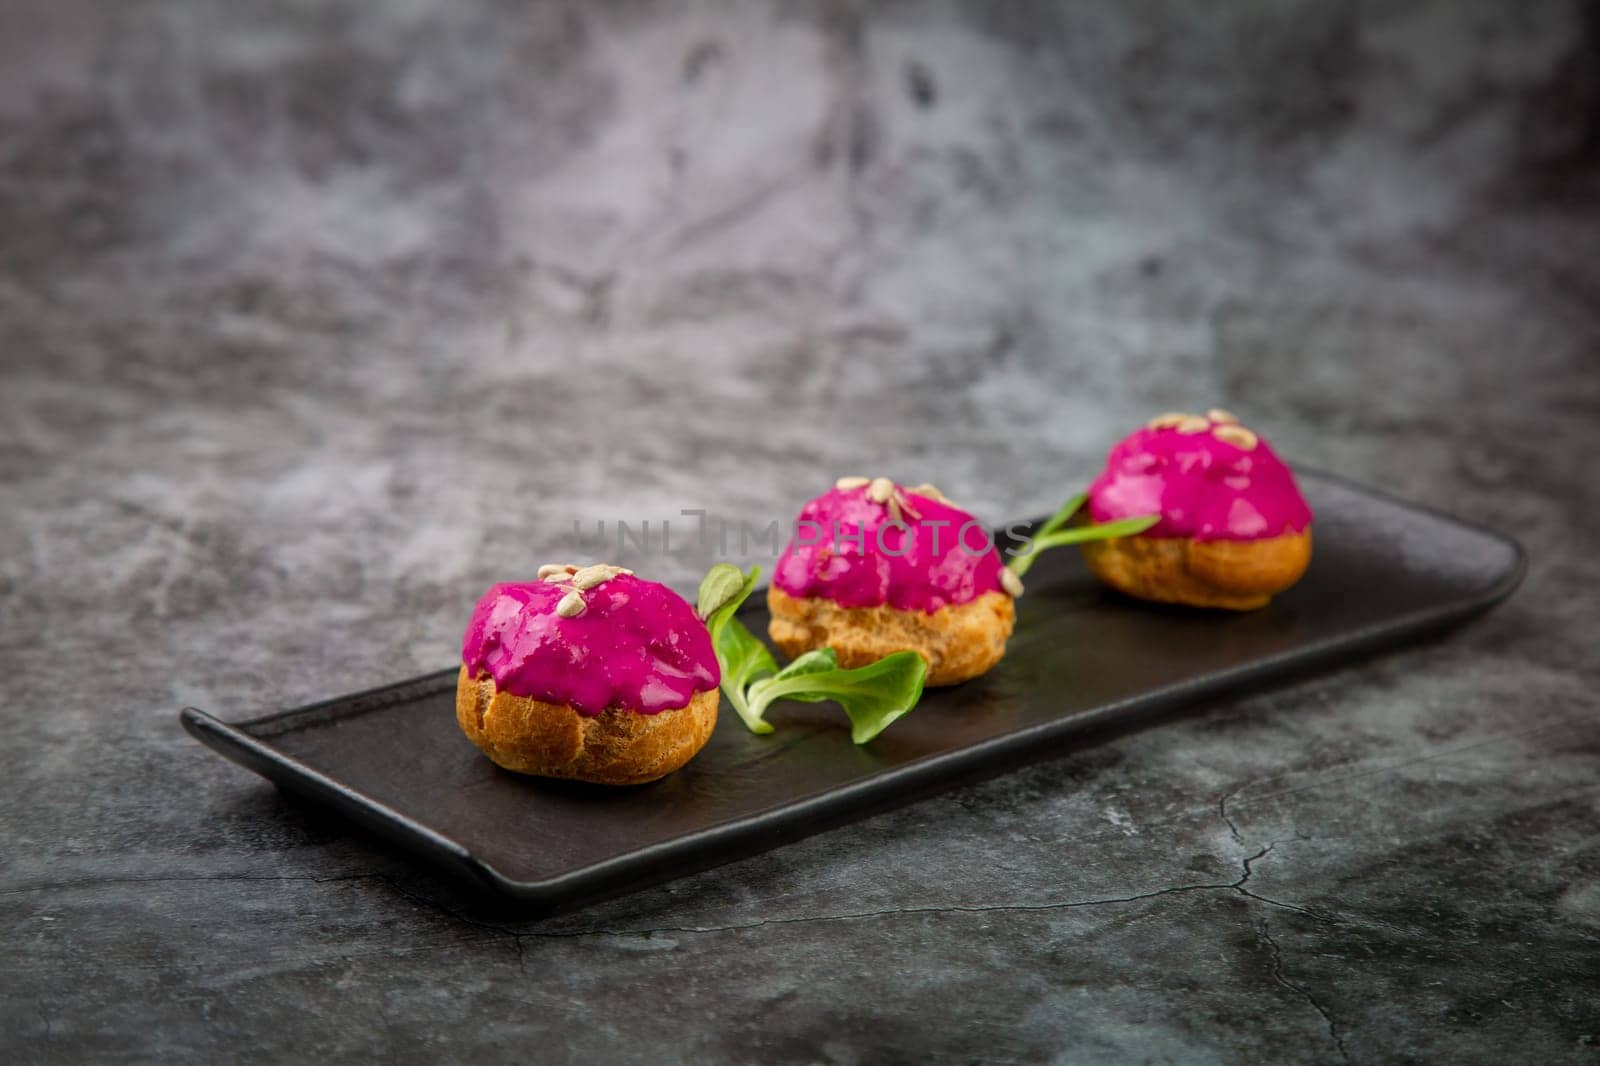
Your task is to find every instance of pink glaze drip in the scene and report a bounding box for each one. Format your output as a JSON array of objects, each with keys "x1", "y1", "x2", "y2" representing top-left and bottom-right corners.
[
  {"x1": 773, "y1": 485, "x2": 1007, "y2": 613},
  {"x1": 1088, "y1": 422, "x2": 1312, "y2": 541},
  {"x1": 460, "y1": 574, "x2": 719, "y2": 716}
]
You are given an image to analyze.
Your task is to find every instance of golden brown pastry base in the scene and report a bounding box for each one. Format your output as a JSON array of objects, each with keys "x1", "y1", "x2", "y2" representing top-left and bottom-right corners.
[
  {"x1": 1079, "y1": 528, "x2": 1312, "y2": 611},
  {"x1": 766, "y1": 587, "x2": 1015, "y2": 686},
  {"x1": 455, "y1": 666, "x2": 718, "y2": 785}
]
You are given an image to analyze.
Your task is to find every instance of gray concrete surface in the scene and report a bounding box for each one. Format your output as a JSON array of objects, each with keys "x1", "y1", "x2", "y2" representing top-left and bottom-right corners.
[{"x1": 2, "y1": 0, "x2": 1598, "y2": 1061}]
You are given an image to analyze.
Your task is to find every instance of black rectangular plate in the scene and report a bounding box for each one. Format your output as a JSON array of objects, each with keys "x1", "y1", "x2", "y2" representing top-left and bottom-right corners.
[{"x1": 182, "y1": 473, "x2": 1524, "y2": 914}]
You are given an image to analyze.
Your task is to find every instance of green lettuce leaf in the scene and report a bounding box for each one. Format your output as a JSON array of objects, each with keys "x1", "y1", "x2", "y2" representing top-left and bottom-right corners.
[
  {"x1": 697, "y1": 563, "x2": 778, "y2": 734},
  {"x1": 696, "y1": 565, "x2": 929, "y2": 743},
  {"x1": 747, "y1": 649, "x2": 928, "y2": 745}
]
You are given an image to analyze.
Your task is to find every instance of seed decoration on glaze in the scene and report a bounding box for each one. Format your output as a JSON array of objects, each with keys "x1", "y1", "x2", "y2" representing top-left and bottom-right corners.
[
  {"x1": 1212, "y1": 424, "x2": 1258, "y2": 451},
  {"x1": 555, "y1": 590, "x2": 587, "y2": 617},
  {"x1": 774, "y1": 477, "x2": 1012, "y2": 613},
  {"x1": 1000, "y1": 569, "x2": 1024, "y2": 598},
  {"x1": 1090, "y1": 412, "x2": 1312, "y2": 542},
  {"x1": 461, "y1": 565, "x2": 717, "y2": 716},
  {"x1": 573, "y1": 563, "x2": 630, "y2": 590}
]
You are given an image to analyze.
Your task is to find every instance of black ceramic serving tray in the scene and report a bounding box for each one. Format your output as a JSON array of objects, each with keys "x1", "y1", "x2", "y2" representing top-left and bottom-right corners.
[{"x1": 182, "y1": 473, "x2": 1524, "y2": 913}]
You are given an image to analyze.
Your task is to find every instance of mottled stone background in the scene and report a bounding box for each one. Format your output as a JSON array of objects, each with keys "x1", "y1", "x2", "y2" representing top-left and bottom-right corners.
[{"x1": 2, "y1": 0, "x2": 1598, "y2": 1062}]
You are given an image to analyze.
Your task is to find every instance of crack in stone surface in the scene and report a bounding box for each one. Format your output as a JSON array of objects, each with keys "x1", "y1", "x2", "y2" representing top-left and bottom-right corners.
[
  {"x1": 1219, "y1": 788, "x2": 1248, "y2": 846},
  {"x1": 505, "y1": 843, "x2": 1314, "y2": 942},
  {"x1": 1227, "y1": 840, "x2": 1338, "y2": 922},
  {"x1": 5, "y1": 844, "x2": 1341, "y2": 941},
  {"x1": 1256, "y1": 912, "x2": 1352, "y2": 1064},
  {"x1": 519, "y1": 881, "x2": 1238, "y2": 940}
]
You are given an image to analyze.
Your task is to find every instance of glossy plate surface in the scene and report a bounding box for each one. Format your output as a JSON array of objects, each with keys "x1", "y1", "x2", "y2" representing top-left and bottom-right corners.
[{"x1": 181, "y1": 473, "x2": 1525, "y2": 913}]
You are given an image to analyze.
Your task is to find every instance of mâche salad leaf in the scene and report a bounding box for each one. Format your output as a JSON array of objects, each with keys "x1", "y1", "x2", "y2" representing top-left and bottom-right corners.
[
  {"x1": 1006, "y1": 495, "x2": 1160, "y2": 579},
  {"x1": 696, "y1": 562, "x2": 751, "y2": 621},
  {"x1": 747, "y1": 648, "x2": 927, "y2": 745},
  {"x1": 697, "y1": 563, "x2": 778, "y2": 735},
  {"x1": 696, "y1": 564, "x2": 929, "y2": 744}
]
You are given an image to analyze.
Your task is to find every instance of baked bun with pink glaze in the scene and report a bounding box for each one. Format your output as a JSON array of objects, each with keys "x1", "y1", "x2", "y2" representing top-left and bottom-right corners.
[
  {"x1": 456, "y1": 564, "x2": 720, "y2": 785},
  {"x1": 768, "y1": 477, "x2": 1018, "y2": 686},
  {"x1": 1081, "y1": 411, "x2": 1313, "y2": 610}
]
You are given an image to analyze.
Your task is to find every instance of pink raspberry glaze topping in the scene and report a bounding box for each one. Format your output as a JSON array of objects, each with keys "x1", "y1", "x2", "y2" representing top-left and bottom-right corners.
[
  {"x1": 1088, "y1": 416, "x2": 1312, "y2": 541},
  {"x1": 460, "y1": 574, "x2": 719, "y2": 716},
  {"x1": 773, "y1": 482, "x2": 1007, "y2": 614}
]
